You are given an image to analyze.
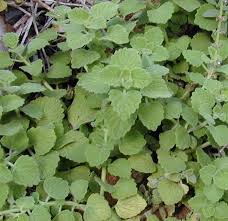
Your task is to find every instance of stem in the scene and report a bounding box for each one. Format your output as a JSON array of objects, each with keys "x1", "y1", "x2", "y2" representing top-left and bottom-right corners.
[
  {"x1": 0, "y1": 209, "x2": 22, "y2": 216},
  {"x1": 207, "y1": 0, "x2": 225, "y2": 79},
  {"x1": 40, "y1": 200, "x2": 85, "y2": 210},
  {"x1": 42, "y1": 80, "x2": 54, "y2": 91},
  {"x1": 100, "y1": 167, "x2": 107, "y2": 196}
]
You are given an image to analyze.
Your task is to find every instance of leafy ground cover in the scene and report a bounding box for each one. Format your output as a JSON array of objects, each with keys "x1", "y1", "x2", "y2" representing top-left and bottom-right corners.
[{"x1": 1, "y1": 0, "x2": 228, "y2": 220}]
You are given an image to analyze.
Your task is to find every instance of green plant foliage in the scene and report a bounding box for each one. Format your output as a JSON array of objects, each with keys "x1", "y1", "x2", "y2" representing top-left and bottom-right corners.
[{"x1": 1, "y1": 0, "x2": 228, "y2": 220}]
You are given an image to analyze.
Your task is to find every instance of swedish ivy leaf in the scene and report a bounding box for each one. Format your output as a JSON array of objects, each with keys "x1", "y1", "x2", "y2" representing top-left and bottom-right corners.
[
  {"x1": 202, "y1": 204, "x2": 215, "y2": 218},
  {"x1": 28, "y1": 126, "x2": 56, "y2": 156},
  {"x1": 0, "y1": 51, "x2": 13, "y2": 68},
  {"x1": 43, "y1": 177, "x2": 69, "y2": 200},
  {"x1": 144, "y1": 26, "x2": 164, "y2": 46},
  {"x1": 119, "y1": 130, "x2": 146, "y2": 156},
  {"x1": 130, "y1": 68, "x2": 152, "y2": 89},
  {"x1": 214, "y1": 169, "x2": 228, "y2": 190},
  {"x1": 158, "y1": 179, "x2": 184, "y2": 205},
  {"x1": 59, "y1": 135, "x2": 88, "y2": 163},
  {"x1": 159, "y1": 130, "x2": 175, "y2": 151},
  {"x1": 85, "y1": 15, "x2": 107, "y2": 29},
  {"x1": 110, "y1": 48, "x2": 141, "y2": 70},
  {"x1": 119, "y1": 0, "x2": 145, "y2": 16},
  {"x1": 70, "y1": 179, "x2": 88, "y2": 201},
  {"x1": 183, "y1": 50, "x2": 205, "y2": 67},
  {"x1": 48, "y1": 63, "x2": 72, "y2": 78},
  {"x1": 108, "y1": 159, "x2": 132, "y2": 178},
  {"x1": 0, "y1": 0, "x2": 7, "y2": 12},
  {"x1": 16, "y1": 196, "x2": 35, "y2": 210},
  {"x1": 27, "y1": 38, "x2": 49, "y2": 56},
  {"x1": 19, "y1": 83, "x2": 46, "y2": 94},
  {"x1": 3, "y1": 32, "x2": 19, "y2": 48},
  {"x1": 52, "y1": 210, "x2": 75, "y2": 221},
  {"x1": 115, "y1": 194, "x2": 147, "y2": 219},
  {"x1": 21, "y1": 102, "x2": 43, "y2": 120},
  {"x1": 109, "y1": 89, "x2": 142, "y2": 120},
  {"x1": 13, "y1": 155, "x2": 40, "y2": 187},
  {"x1": 165, "y1": 99, "x2": 182, "y2": 120},
  {"x1": 214, "y1": 202, "x2": 228, "y2": 219},
  {"x1": 203, "y1": 184, "x2": 224, "y2": 203},
  {"x1": 191, "y1": 32, "x2": 211, "y2": 54},
  {"x1": 194, "y1": 4, "x2": 217, "y2": 31},
  {"x1": 66, "y1": 32, "x2": 94, "y2": 50},
  {"x1": 1, "y1": 130, "x2": 29, "y2": 152},
  {"x1": 0, "y1": 94, "x2": 24, "y2": 113},
  {"x1": 151, "y1": 46, "x2": 169, "y2": 62},
  {"x1": 30, "y1": 206, "x2": 51, "y2": 221},
  {"x1": 90, "y1": 1, "x2": 118, "y2": 20},
  {"x1": 196, "y1": 148, "x2": 211, "y2": 167},
  {"x1": 112, "y1": 179, "x2": 137, "y2": 200},
  {"x1": 104, "y1": 107, "x2": 136, "y2": 140},
  {"x1": 141, "y1": 76, "x2": 172, "y2": 98},
  {"x1": 68, "y1": 87, "x2": 101, "y2": 129},
  {"x1": 175, "y1": 125, "x2": 191, "y2": 150},
  {"x1": 71, "y1": 49, "x2": 100, "y2": 69},
  {"x1": 85, "y1": 145, "x2": 110, "y2": 167},
  {"x1": 0, "y1": 120, "x2": 23, "y2": 136},
  {"x1": 148, "y1": 2, "x2": 174, "y2": 24},
  {"x1": 188, "y1": 195, "x2": 208, "y2": 211},
  {"x1": 0, "y1": 70, "x2": 16, "y2": 85},
  {"x1": 0, "y1": 183, "x2": 9, "y2": 208},
  {"x1": 173, "y1": 0, "x2": 200, "y2": 12},
  {"x1": 84, "y1": 193, "x2": 111, "y2": 221},
  {"x1": 199, "y1": 164, "x2": 217, "y2": 185},
  {"x1": 208, "y1": 125, "x2": 228, "y2": 146},
  {"x1": 128, "y1": 152, "x2": 156, "y2": 173},
  {"x1": 36, "y1": 151, "x2": 60, "y2": 179},
  {"x1": 182, "y1": 105, "x2": 198, "y2": 127},
  {"x1": 139, "y1": 100, "x2": 164, "y2": 130},
  {"x1": 191, "y1": 88, "x2": 215, "y2": 122},
  {"x1": 78, "y1": 72, "x2": 110, "y2": 94},
  {"x1": 38, "y1": 28, "x2": 58, "y2": 41},
  {"x1": 20, "y1": 59, "x2": 43, "y2": 76},
  {"x1": 68, "y1": 8, "x2": 90, "y2": 24},
  {"x1": 0, "y1": 164, "x2": 13, "y2": 183},
  {"x1": 102, "y1": 24, "x2": 129, "y2": 44}
]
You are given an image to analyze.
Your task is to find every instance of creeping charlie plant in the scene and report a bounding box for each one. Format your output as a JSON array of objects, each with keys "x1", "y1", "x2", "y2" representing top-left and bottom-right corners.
[{"x1": 1, "y1": 0, "x2": 228, "y2": 220}]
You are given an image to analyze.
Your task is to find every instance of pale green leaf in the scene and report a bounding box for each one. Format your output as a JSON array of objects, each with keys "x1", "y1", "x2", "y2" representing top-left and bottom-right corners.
[{"x1": 108, "y1": 159, "x2": 132, "y2": 178}]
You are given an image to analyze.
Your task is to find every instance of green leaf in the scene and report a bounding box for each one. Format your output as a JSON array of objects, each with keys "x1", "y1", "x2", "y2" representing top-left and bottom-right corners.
[
  {"x1": 119, "y1": 130, "x2": 145, "y2": 156},
  {"x1": 70, "y1": 179, "x2": 88, "y2": 201},
  {"x1": 3, "y1": 32, "x2": 19, "y2": 48},
  {"x1": 208, "y1": 125, "x2": 228, "y2": 146},
  {"x1": 138, "y1": 101, "x2": 164, "y2": 131},
  {"x1": 0, "y1": 120, "x2": 23, "y2": 136},
  {"x1": 71, "y1": 49, "x2": 100, "y2": 68},
  {"x1": 84, "y1": 193, "x2": 111, "y2": 221},
  {"x1": 159, "y1": 130, "x2": 175, "y2": 151},
  {"x1": 66, "y1": 32, "x2": 94, "y2": 50},
  {"x1": 85, "y1": 145, "x2": 110, "y2": 167},
  {"x1": 128, "y1": 152, "x2": 156, "y2": 173},
  {"x1": 0, "y1": 70, "x2": 16, "y2": 85},
  {"x1": 141, "y1": 76, "x2": 172, "y2": 98},
  {"x1": 13, "y1": 155, "x2": 40, "y2": 187},
  {"x1": 0, "y1": 94, "x2": 24, "y2": 113},
  {"x1": 0, "y1": 52, "x2": 13, "y2": 68},
  {"x1": 199, "y1": 164, "x2": 217, "y2": 185},
  {"x1": 173, "y1": 0, "x2": 200, "y2": 12},
  {"x1": 0, "y1": 183, "x2": 9, "y2": 209},
  {"x1": 19, "y1": 83, "x2": 46, "y2": 94},
  {"x1": 115, "y1": 194, "x2": 147, "y2": 219},
  {"x1": 191, "y1": 32, "x2": 211, "y2": 54},
  {"x1": 214, "y1": 169, "x2": 228, "y2": 190},
  {"x1": 90, "y1": 1, "x2": 118, "y2": 20},
  {"x1": 102, "y1": 25, "x2": 129, "y2": 44},
  {"x1": 158, "y1": 179, "x2": 185, "y2": 205},
  {"x1": 112, "y1": 179, "x2": 137, "y2": 200},
  {"x1": 119, "y1": 0, "x2": 145, "y2": 16},
  {"x1": 52, "y1": 210, "x2": 75, "y2": 221},
  {"x1": 165, "y1": 99, "x2": 182, "y2": 120},
  {"x1": 194, "y1": 4, "x2": 217, "y2": 31},
  {"x1": 182, "y1": 105, "x2": 198, "y2": 127},
  {"x1": 0, "y1": 0, "x2": 7, "y2": 12},
  {"x1": 30, "y1": 206, "x2": 51, "y2": 221},
  {"x1": 144, "y1": 26, "x2": 164, "y2": 46},
  {"x1": 108, "y1": 159, "x2": 132, "y2": 178},
  {"x1": 16, "y1": 196, "x2": 35, "y2": 210},
  {"x1": 43, "y1": 177, "x2": 69, "y2": 200},
  {"x1": 48, "y1": 63, "x2": 72, "y2": 78},
  {"x1": 28, "y1": 126, "x2": 56, "y2": 155},
  {"x1": 20, "y1": 59, "x2": 43, "y2": 76},
  {"x1": 183, "y1": 50, "x2": 205, "y2": 67},
  {"x1": 109, "y1": 89, "x2": 142, "y2": 120},
  {"x1": 68, "y1": 8, "x2": 90, "y2": 24},
  {"x1": 147, "y1": 2, "x2": 174, "y2": 24},
  {"x1": 36, "y1": 151, "x2": 60, "y2": 179},
  {"x1": 110, "y1": 48, "x2": 141, "y2": 70},
  {"x1": 0, "y1": 164, "x2": 13, "y2": 183},
  {"x1": 175, "y1": 125, "x2": 191, "y2": 150},
  {"x1": 27, "y1": 38, "x2": 49, "y2": 56},
  {"x1": 203, "y1": 184, "x2": 224, "y2": 203},
  {"x1": 214, "y1": 202, "x2": 228, "y2": 219}
]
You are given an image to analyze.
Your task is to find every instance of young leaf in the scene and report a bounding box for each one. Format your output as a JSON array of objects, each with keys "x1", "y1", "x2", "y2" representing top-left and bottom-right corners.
[{"x1": 70, "y1": 179, "x2": 88, "y2": 201}]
